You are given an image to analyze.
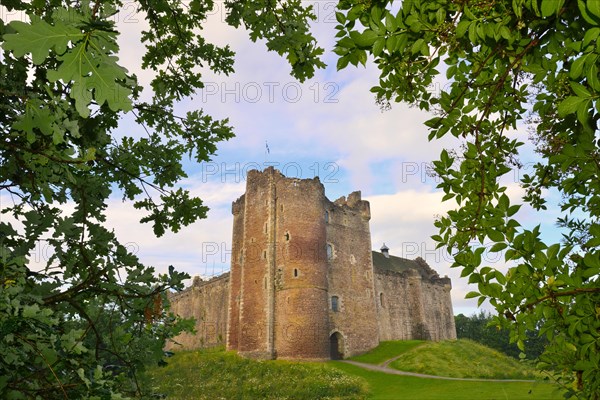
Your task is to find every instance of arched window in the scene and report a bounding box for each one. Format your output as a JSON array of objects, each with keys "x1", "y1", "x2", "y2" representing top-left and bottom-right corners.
[
  {"x1": 327, "y1": 244, "x2": 333, "y2": 260},
  {"x1": 331, "y1": 296, "x2": 339, "y2": 312}
]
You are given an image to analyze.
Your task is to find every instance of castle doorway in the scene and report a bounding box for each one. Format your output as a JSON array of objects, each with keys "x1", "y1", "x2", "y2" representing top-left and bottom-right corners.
[{"x1": 329, "y1": 332, "x2": 344, "y2": 360}]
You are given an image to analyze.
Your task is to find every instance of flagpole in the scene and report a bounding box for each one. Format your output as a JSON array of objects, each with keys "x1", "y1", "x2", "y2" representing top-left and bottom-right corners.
[{"x1": 265, "y1": 140, "x2": 270, "y2": 165}]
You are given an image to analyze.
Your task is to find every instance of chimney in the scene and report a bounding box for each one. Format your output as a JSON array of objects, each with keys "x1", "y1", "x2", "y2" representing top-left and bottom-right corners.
[{"x1": 380, "y1": 243, "x2": 390, "y2": 258}]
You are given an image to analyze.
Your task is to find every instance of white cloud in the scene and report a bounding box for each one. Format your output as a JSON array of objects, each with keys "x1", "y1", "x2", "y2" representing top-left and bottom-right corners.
[
  {"x1": 3, "y1": 2, "x2": 537, "y2": 318},
  {"x1": 103, "y1": 179, "x2": 244, "y2": 280}
]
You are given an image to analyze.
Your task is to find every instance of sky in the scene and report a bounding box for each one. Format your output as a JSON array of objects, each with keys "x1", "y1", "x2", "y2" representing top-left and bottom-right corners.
[{"x1": 1, "y1": 2, "x2": 563, "y2": 316}]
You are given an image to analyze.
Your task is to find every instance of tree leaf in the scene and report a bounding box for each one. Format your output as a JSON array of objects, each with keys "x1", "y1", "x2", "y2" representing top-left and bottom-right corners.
[
  {"x1": 579, "y1": 0, "x2": 600, "y2": 24},
  {"x1": 411, "y1": 38, "x2": 425, "y2": 55},
  {"x1": 2, "y1": 17, "x2": 83, "y2": 65},
  {"x1": 570, "y1": 54, "x2": 588, "y2": 80},
  {"x1": 490, "y1": 242, "x2": 508, "y2": 252},
  {"x1": 587, "y1": 62, "x2": 600, "y2": 91},
  {"x1": 488, "y1": 229, "x2": 505, "y2": 242},
  {"x1": 587, "y1": 0, "x2": 600, "y2": 19},
  {"x1": 355, "y1": 30, "x2": 379, "y2": 47},
  {"x1": 557, "y1": 96, "x2": 587, "y2": 116},
  {"x1": 372, "y1": 37, "x2": 385, "y2": 57},
  {"x1": 456, "y1": 20, "x2": 470, "y2": 38},
  {"x1": 541, "y1": 0, "x2": 562, "y2": 17},
  {"x1": 571, "y1": 82, "x2": 591, "y2": 98},
  {"x1": 385, "y1": 13, "x2": 397, "y2": 32},
  {"x1": 337, "y1": 55, "x2": 350, "y2": 70}
]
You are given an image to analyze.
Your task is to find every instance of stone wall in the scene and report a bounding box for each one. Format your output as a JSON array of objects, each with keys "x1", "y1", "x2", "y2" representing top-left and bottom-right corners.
[
  {"x1": 374, "y1": 262, "x2": 456, "y2": 342},
  {"x1": 166, "y1": 273, "x2": 229, "y2": 351},
  {"x1": 326, "y1": 192, "x2": 380, "y2": 358},
  {"x1": 420, "y1": 275, "x2": 457, "y2": 341}
]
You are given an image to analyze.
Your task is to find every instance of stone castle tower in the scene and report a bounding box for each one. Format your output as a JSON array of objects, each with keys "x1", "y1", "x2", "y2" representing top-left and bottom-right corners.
[
  {"x1": 227, "y1": 167, "x2": 378, "y2": 359},
  {"x1": 168, "y1": 168, "x2": 456, "y2": 359}
]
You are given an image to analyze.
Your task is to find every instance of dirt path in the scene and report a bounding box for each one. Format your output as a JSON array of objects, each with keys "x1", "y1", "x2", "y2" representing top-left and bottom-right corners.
[
  {"x1": 341, "y1": 360, "x2": 537, "y2": 383},
  {"x1": 380, "y1": 353, "x2": 409, "y2": 368}
]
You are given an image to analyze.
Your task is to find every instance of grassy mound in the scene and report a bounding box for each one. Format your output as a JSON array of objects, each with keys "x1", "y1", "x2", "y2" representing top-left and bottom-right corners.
[
  {"x1": 143, "y1": 348, "x2": 367, "y2": 399},
  {"x1": 388, "y1": 339, "x2": 539, "y2": 380}
]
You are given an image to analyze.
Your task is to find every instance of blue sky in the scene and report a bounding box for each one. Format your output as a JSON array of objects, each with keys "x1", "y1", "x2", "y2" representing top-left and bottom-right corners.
[
  {"x1": 1, "y1": 2, "x2": 564, "y2": 316},
  {"x1": 106, "y1": 3, "x2": 565, "y2": 316},
  {"x1": 99, "y1": 4, "x2": 481, "y2": 316}
]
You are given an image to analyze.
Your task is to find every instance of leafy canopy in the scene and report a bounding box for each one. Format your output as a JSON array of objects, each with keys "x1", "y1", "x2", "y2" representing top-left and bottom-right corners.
[
  {"x1": 334, "y1": 0, "x2": 600, "y2": 397},
  {"x1": 0, "y1": 0, "x2": 323, "y2": 398}
]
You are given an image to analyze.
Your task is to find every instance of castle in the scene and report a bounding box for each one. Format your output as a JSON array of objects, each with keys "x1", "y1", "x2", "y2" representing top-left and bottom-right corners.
[{"x1": 167, "y1": 168, "x2": 456, "y2": 360}]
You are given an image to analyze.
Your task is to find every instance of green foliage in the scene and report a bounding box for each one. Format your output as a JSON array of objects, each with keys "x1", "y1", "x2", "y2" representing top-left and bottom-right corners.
[
  {"x1": 143, "y1": 349, "x2": 367, "y2": 399},
  {"x1": 0, "y1": 0, "x2": 323, "y2": 398},
  {"x1": 335, "y1": 0, "x2": 600, "y2": 397},
  {"x1": 225, "y1": 0, "x2": 326, "y2": 81}
]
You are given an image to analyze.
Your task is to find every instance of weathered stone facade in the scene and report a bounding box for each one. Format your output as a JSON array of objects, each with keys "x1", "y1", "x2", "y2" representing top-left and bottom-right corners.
[
  {"x1": 168, "y1": 168, "x2": 456, "y2": 358},
  {"x1": 166, "y1": 274, "x2": 229, "y2": 350}
]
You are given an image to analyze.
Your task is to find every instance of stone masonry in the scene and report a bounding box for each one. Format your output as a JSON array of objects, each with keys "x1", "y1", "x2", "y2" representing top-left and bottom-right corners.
[{"x1": 167, "y1": 168, "x2": 456, "y2": 359}]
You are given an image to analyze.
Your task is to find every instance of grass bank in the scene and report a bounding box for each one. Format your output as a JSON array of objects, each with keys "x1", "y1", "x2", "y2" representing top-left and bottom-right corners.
[
  {"x1": 387, "y1": 339, "x2": 539, "y2": 379},
  {"x1": 143, "y1": 348, "x2": 367, "y2": 399}
]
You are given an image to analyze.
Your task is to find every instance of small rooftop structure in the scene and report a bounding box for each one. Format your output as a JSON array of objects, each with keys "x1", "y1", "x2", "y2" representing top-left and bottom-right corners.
[{"x1": 380, "y1": 243, "x2": 390, "y2": 258}]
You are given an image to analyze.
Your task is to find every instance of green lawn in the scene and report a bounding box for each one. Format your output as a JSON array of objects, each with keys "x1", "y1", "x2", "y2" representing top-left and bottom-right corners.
[
  {"x1": 332, "y1": 362, "x2": 564, "y2": 400},
  {"x1": 144, "y1": 341, "x2": 565, "y2": 400}
]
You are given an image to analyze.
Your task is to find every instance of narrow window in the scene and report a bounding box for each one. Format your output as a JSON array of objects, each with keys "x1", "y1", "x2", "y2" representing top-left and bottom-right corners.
[
  {"x1": 380, "y1": 292, "x2": 384, "y2": 308},
  {"x1": 327, "y1": 244, "x2": 333, "y2": 260},
  {"x1": 263, "y1": 250, "x2": 267, "y2": 259},
  {"x1": 284, "y1": 232, "x2": 290, "y2": 241},
  {"x1": 293, "y1": 268, "x2": 298, "y2": 277},
  {"x1": 331, "y1": 296, "x2": 339, "y2": 312},
  {"x1": 264, "y1": 223, "x2": 268, "y2": 233},
  {"x1": 325, "y1": 210, "x2": 329, "y2": 223}
]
